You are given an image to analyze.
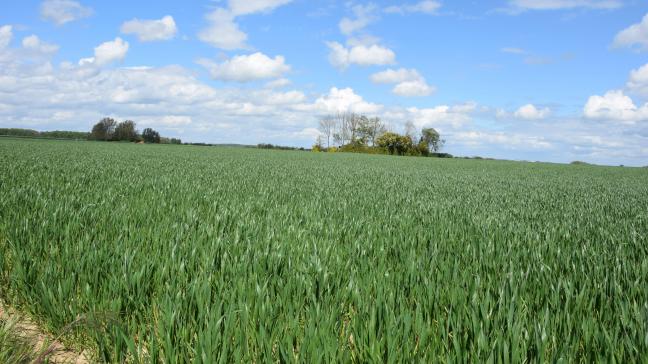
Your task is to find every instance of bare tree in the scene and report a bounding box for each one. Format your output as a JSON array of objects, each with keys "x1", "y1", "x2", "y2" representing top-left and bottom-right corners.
[
  {"x1": 348, "y1": 113, "x2": 361, "y2": 143},
  {"x1": 331, "y1": 112, "x2": 367, "y2": 145},
  {"x1": 333, "y1": 112, "x2": 351, "y2": 146},
  {"x1": 318, "y1": 115, "x2": 336, "y2": 148},
  {"x1": 404, "y1": 120, "x2": 417, "y2": 142}
]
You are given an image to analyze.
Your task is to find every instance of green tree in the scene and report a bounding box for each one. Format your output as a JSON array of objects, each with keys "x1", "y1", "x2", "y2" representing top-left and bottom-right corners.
[
  {"x1": 114, "y1": 120, "x2": 139, "y2": 142},
  {"x1": 376, "y1": 132, "x2": 414, "y2": 155},
  {"x1": 90, "y1": 118, "x2": 117, "y2": 141},
  {"x1": 142, "y1": 128, "x2": 160, "y2": 143},
  {"x1": 420, "y1": 128, "x2": 444, "y2": 153}
]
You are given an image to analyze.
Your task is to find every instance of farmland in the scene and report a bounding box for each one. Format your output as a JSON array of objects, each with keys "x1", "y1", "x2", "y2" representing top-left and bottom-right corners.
[{"x1": 0, "y1": 138, "x2": 647, "y2": 362}]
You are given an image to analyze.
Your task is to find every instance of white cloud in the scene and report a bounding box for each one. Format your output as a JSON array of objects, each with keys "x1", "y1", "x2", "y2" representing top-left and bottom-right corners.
[
  {"x1": 339, "y1": 4, "x2": 379, "y2": 35},
  {"x1": 198, "y1": 1, "x2": 292, "y2": 49},
  {"x1": 613, "y1": 13, "x2": 648, "y2": 51},
  {"x1": 514, "y1": 104, "x2": 551, "y2": 120},
  {"x1": 198, "y1": 9, "x2": 248, "y2": 50},
  {"x1": 22, "y1": 35, "x2": 59, "y2": 54},
  {"x1": 228, "y1": 0, "x2": 293, "y2": 16},
  {"x1": 406, "y1": 103, "x2": 476, "y2": 129},
  {"x1": 384, "y1": 1, "x2": 442, "y2": 14},
  {"x1": 370, "y1": 68, "x2": 421, "y2": 84},
  {"x1": 290, "y1": 127, "x2": 321, "y2": 141},
  {"x1": 326, "y1": 41, "x2": 396, "y2": 69},
  {"x1": 120, "y1": 16, "x2": 177, "y2": 42},
  {"x1": 310, "y1": 87, "x2": 383, "y2": 114},
  {"x1": 393, "y1": 80, "x2": 435, "y2": 97},
  {"x1": 508, "y1": 0, "x2": 623, "y2": 10},
  {"x1": 345, "y1": 35, "x2": 384, "y2": 48},
  {"x1": 627, "y1": 63, "x2": 648, "y2": 96},
  {"x1": 259, "y1": 90, "x2": 306, "y2": 104},
  {"x1": 40, "y1": 0, "x2": 93, "y2": 25},
  {"x1": 264, "y1": 78, "x2": 291, "y2": 89},
  {"x1": 584, "y1": 90, "x2": 648, "y2": 123},
  {"x1": 79, "y1": 37, "x2": 129, "y2": 67},
  {"x1": 0, "y1": 49, "x2": 321, "y2": 143},
  {"x1": 370, "y1": 68, "x2": 434, "y2": 97},
  {"x1": 156, "y1": 115, "x2": 192, "y2": 127},
  {"x1": 0, "y1": 25, "x2": 12, "y2": 49},
  {"x1": 454, "y1": 131, "x2": 553, "y2": 150},
  {"x1": 198, "y1": 52, "x2": 290, "y2": 82}
]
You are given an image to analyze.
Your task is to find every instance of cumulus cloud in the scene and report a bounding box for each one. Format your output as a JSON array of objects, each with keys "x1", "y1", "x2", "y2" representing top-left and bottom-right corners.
[
  {"x1": 514, "y1": 104, "x2": 551, "y2": 120},
  {"x1": 138, "y1": 115, "x2": 193, "y2": 127},
  {"x1": 584, "y1": 90, "x2": 648, "y2": 123},
  {"x1": 0, "y1": 25, "x2": 12, "y2": 49},
  {"x1": 627, "y1": 63, "x2": 648, "y2": 96},
  {"x1": 120, "y1": 16, "x2": 177, "y2": 42},
  {"x1": 264, "y1": 78, "x2": 291, "y2": 89},
  {"x1": 339, "y1": 4, "x2": 379, "y2": 35},
  {"x1": 198, "y1": 52, "x2": 290, "y2": 82},
  {"x1": 160, "y1": 115, "x2": 192, "y2": 126},
  {"x1": 326, "y1": 41, "x2": 396, "y2": 69},
  {"x1": 259, "y1": 90, "x2": 306, "y2": 104},
  {"x1": 22, "y1": 35, "x2": 59, "y2": 54},
  {"x1": 393, "y1": 80, "x2": 435, "y2": 97},
  {"x1": 310, "y1": 87, "x2": 383, "y2": 114},
  {"x1": 79, "y1": 37, "x2": 129, "y2": 67},
  {"x1": 370, "y1": 68, "x2": 421, "y2": 84},
  {"x1": 40, "y1": 0, "x2": 92, "y2": 25},
  {"x1": 198, "y1": 9, "x2": 248, "y2": 50},
  {"x1": 405, "y1": 103, "x2": 476, "y2": 129},
  {"x1": 454, "y1": 131, "x2": 553, "y2": 150},
  {"x1": 0, "y1": 45, "x2": 323, "y2": 145},
  {"x1": 199, "y1": 1, "x2": 293, "y2": 49},
  {"x1": 290, "y1": 127, "x2": 321, "y2": 140},
  {"x1": 507, "y1": 0, "x2": 623, "y2": 11},
  {"x1": 613, "y1": 13, "x2": 648, "y2": 51},
  {"x1": 384, "y1": 1, "x2": 442, "y2": 14},
  {"x1": 370, "y1": 68, "x2": 434, "y2": 96}
]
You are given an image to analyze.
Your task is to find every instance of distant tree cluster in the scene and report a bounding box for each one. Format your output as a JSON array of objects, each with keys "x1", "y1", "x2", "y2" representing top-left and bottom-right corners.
[
  {"x1": 91, "y1": 118, "x2": 139, "y2": 142},
  {"x1": 89, "y1": 118, "x2": 181, "y2": 144},
  {"x1": 0, "y1": 128, "x2": 89, "y2": 140},
  {"x1": 141, "y1": 128, "x2": 160, "y2": 143},
  {"x1": 165, "y1": 138, "x2": 183, "y2": 145},
  {"x1": 257, "y1": 143, "x2": 307, "y2": 151},
  {"x1": 314, "y1": 112, "x2": 448, "y2": 157}
]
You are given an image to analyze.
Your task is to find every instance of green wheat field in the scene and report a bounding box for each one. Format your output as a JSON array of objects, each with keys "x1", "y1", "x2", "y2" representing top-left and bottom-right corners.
[{"x1": 1, "y1": 138, "x2": 647, "y2": 362}]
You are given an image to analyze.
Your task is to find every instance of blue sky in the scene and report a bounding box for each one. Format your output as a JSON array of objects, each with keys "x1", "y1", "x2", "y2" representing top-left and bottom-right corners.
[{"x1": 1, "y1": 0, "x2": 648, "y2": 165}]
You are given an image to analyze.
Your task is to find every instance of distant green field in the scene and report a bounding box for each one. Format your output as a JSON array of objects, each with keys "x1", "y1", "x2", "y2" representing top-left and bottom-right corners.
[{"x1": 1, "y1": 138, "x2": 647, "y2": 362}]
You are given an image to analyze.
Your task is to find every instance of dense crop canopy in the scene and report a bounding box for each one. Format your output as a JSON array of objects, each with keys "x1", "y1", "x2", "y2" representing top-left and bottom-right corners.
[{"x1": 0, "y1": 138, "x2": 647, "y2": 362}]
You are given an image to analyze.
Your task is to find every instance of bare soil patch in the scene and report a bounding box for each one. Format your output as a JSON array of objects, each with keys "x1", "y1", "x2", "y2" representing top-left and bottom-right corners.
[{"x1": 0, "y1": 302, "x2": 90, "y2": 364}]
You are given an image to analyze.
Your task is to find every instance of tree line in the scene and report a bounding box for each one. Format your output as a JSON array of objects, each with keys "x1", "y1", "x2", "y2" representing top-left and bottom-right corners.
[
  {"x1": 0, "y1": 128, "x2": 89, "y2": 140},
  {"x1": 90, "y1": 118, "x2": 181, "y2": 144},
  {"x1": 1, "y1": 119, "x2": 181, "y2": 145},
  {"x1": 314, "y1": 112, "x2": 450, "y2": 157},
  {"x1": 257, "y1": 143, "x2": 307, "y2": 151}
]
